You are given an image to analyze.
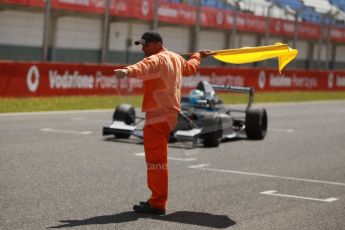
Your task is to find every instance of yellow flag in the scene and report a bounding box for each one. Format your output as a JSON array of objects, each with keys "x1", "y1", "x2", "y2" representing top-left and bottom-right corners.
[{"x1": 212, "y1": 43, "x2": 298, "y2": 74}]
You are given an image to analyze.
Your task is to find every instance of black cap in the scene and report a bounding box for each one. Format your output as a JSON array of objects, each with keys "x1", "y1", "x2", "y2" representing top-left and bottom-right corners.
[{"x1": 134, "y1": 30, "x2": 163, "y2": 45}]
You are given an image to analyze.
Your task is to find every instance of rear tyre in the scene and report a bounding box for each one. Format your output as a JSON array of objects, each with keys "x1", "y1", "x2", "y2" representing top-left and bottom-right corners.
[
  {"x1": 245, "y1": 108, "x2": 267, "y2": 140},
  {"x1": 112, "y1": 104, "x2": 136, "y2": 139},
  {"x1": 201, "y1": 113, "x2": 222, "y2": 147}
]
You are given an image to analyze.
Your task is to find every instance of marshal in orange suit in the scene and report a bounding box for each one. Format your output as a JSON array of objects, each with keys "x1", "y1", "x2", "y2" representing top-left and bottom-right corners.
[{"x1": 114, "y1": 30, "x2": 211, "y2": 215}]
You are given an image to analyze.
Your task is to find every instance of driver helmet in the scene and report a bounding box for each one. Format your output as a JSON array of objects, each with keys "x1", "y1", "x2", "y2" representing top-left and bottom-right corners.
[{"x1": 188, "y1": 89, "x2": 205, "y2": 104}]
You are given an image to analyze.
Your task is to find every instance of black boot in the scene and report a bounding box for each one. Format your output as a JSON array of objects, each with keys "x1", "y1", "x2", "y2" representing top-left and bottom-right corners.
[{"x1": 133, "y1": 202, "x2": 166, "y2": 215}]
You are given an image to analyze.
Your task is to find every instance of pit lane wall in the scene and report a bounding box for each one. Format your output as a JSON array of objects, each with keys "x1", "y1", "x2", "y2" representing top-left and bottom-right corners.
[{"x1": 1, "y1": 61, "x2": 345, "y2": 97}]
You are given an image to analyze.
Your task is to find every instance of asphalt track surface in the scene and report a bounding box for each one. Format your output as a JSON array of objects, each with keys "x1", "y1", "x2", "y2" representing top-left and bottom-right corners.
[{"x1": 1, "y1": 101, "x2": 345, "y2": 230}]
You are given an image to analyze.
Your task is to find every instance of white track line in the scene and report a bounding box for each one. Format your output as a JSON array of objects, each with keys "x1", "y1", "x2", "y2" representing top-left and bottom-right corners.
[
  {"x1": 188, "y1": 165, "x2": 345, "y2": 187},
  {"x1": 261, "y1": 190, "x2": 339, "y2": 202},
  {"x1": 269, "y1": 128, "x2": 295, "y2": 133},
  {"x1": 40, "y1": 128, "x2": 92, "y2": 135}
]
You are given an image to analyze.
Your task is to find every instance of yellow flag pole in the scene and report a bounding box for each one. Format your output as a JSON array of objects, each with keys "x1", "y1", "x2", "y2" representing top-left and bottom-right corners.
[{"x1": 211, "y1": 44, "x2": 288, "y2": 55}]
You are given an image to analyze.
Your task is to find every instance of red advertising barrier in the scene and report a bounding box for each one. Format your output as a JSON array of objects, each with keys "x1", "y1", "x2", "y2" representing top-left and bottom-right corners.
[
  {"x1": 1, "y1": 61, "x2": 345, "y2": 97},
  {"x1": 1, "y1": 0, "x2": 345, "y2": 42},
  {"x1": 197, "y1": 68, "x2": 345, "y2": 91}
]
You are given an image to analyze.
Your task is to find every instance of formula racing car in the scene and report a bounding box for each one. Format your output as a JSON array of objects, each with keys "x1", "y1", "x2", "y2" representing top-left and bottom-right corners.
[{"x1": 103, "y1": 81, "x2": 267, "y2": 147}]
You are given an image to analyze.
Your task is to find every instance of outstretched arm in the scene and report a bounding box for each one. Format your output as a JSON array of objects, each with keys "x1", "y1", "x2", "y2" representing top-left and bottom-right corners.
[
  {"x1": 114, "y1": 56, "x2": 161, "y2": 79},
  {"x1": 182, "y1": 50, "x2": 212, "y2": 76}
]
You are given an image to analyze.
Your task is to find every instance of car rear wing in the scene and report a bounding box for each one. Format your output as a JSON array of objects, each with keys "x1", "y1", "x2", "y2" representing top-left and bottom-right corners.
[{"x1": 210, "y1": 84, "x2": 254, "y2": 111}]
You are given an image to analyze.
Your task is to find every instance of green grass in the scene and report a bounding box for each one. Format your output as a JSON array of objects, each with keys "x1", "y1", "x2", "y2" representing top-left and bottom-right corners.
[
  {"x1": 1, "y1": 91, "x2": 345, "y2": 113},
  {"x1": 0, "y1": 95, "x2": 142, "y2": 113},
  {"x1": 218, "y1": 91, "x2": 345, "y2": 104}
]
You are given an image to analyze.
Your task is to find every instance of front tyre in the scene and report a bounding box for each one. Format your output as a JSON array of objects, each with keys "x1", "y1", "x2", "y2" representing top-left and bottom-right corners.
[
  {"x1": 201, "y1": 113, "x2": 222, "y2": 147},
  {"x1": 112, "y1": 104, "x2": 136, "y2": 139},
  {"x1": 245, "y1": 108, "x2": 267, "y2": 140}
]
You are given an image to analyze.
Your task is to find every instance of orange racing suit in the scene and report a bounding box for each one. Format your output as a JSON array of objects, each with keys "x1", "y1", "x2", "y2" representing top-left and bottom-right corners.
[{"x1": 125, "y1": 48, "x2": 201, "y2": 209}]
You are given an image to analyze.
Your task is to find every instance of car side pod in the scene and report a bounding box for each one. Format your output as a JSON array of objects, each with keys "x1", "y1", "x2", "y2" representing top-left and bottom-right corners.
[{"x1": 200, "y1": 113, "x2": 223, "y2": 147}]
